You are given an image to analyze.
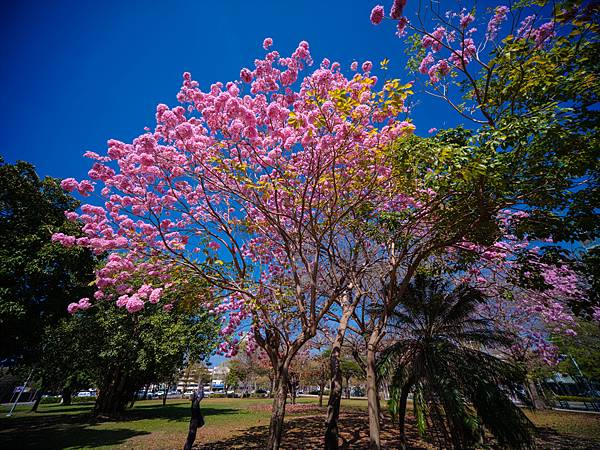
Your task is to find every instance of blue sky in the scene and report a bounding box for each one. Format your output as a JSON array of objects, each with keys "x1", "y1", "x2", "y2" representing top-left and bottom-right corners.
[{"x1": 0, "y1": 0, "x2": 475, "y2": 181}]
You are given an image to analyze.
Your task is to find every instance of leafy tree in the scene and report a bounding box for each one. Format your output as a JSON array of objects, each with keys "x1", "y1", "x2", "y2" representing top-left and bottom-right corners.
[
  {"x1": 340, "y1": 357, "x2": 363, "y2": 399},
  {"x1": 300, "y1": 351, "x2": 330, "y2": 407},
  {"x1": 34, "y1": 286, "x2": 219, "y2": 416},
  {"x1": 0, "y1": 158, "x2": 96, "y2": 365},
  {"x1": 378, "y1": 274, "x2": 533, "y2": 450},
  {"x1": 556, "y1": 319, "x2": 600, "y2": 381}
]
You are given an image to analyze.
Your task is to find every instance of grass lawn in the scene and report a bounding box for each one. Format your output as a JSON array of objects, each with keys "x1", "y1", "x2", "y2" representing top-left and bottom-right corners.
[{"x1": 1, "y1": 397, "x2": 599, "y2": 449}]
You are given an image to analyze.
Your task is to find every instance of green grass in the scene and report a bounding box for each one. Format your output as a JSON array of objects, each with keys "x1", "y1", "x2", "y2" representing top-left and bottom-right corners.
[
  {"x1": 1, "y1": 397, "x2": 598, "y2": 449},
  {"x1": 0, "y1": 398, "x2": 275, "y2": 449}
]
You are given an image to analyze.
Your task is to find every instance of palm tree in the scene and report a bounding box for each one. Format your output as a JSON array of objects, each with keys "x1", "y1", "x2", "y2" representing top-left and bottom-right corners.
[{"x1": 377, "y1": 274, "x2": 534, "y2": 449}]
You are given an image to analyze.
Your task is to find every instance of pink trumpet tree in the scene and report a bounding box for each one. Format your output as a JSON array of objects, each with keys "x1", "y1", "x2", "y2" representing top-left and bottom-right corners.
[{"x1": 53, "y1": 39, "x2": 416, "y2": 449}]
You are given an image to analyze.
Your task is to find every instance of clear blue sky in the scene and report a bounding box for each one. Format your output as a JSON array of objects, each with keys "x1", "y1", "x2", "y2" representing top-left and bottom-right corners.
[{"x1": 0, "y1": 0, "x2": 479, "y2": 181}]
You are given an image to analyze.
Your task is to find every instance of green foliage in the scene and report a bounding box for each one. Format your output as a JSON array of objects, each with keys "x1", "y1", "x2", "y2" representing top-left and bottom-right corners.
[
  {"x1": 378, "y1": 274, "x2": 534, "y2": 449},
  {"x1": 37, "y1": 283, "x2": 220, "y2": 412},
  {"x1": 555, "y1": 319, "x2": 600, "y2": 380},
  {"x1": 0, "y1": 158, "x2": 97, "y2": 364},
  {"x1": 404, "y1": 1, "x2": 599, "y2": 243}
]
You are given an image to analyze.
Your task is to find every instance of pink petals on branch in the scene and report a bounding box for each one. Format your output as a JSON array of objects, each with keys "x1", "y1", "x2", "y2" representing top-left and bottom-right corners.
[
  {"x1": 390, "y1": 0, "x2": 407, "y2": 19},
  {"x1": 370, "y1": 5, "x2": 385, "y2": 25},
  {"x1": 262, "y1": 37, "x2": 273, "y2": 50}
]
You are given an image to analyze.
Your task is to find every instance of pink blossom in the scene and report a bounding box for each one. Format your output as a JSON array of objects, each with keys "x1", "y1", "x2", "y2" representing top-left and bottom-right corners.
[
  {"x1": 390, "y1": 0, "x2": 407, "y2": 19},
  {"x1": 149, "y1": 288, "x2": 163, "y2": 304},
  {"x1": 350, "y1": 61, "x2": 358, "y2": 71},
  {"x1": 370, "y1": 5, "x2": 385, "y2": 25},
  {"x1": 592, "y1": 307, "x2": 600, "y2": 323},
  {"x1": 240, "y1": 68, "x2": 253, "y2": 83},
  {"x1": 64, "y1": 211, "x2": 79, "y2": 221},
  {"x1": 396, "y1": 17, "x2": 409, "y2": 37},
  {"x1": 428, "y1": 127, "x2": 437, "y2": 134},
  {"x1": 60, "y1": 178, "x2": 79, "y2": 192},
  {"x1": 460, "y1": 13, "x2": 474, "y2": 29},
  {"x1": 116, "y1": 295, "x2": 129, "y2": 308},
  {"x1": 77, "y1": 297, "x2": 92, "y2": 310},
  {"x1": 77, "y1": 180, "x2": 94, "y2": 196},
  {"x1": 418, "y1": 53, "x2": 435, "y2": 74},
  {"x1": 262, "y1": 37, "x2": 273, "y2": 50},
  {"x1": 422, "y1": 27, "x2": 446, "y2": 52},
  {"x1": 487, "y1": 5, "x2": 509, "y2": 40},
  {"x1": 532, "y1": 21, "x2": 555, "y2": 47},
  {"x1": 67, "y1": 303, "x2": 79, "y2": 314},
  {"x1": 207, "y1": 241, "x2": 221, "y2": 251},
  {"x1": 163, "y1": 303, "x2": 173, "y2": 312},
  {"x1": 362, "y1": 60, "x2": 373, "y2": 72},
  {"x1": 126, "y1": 296, "x2": 144, "y2": 313}
]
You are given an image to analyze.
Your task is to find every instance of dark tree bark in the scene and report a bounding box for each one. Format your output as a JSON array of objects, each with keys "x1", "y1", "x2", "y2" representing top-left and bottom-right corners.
[
  {"x1": 344, "y1": 375, "x2": 351, "y2": 399},
  {"x1": 325, "y1": 347, "x2": 343, "y2": 450},
  {"x1": 94, "y1": 366, "x2": 135, "y2": 416},
  {"x1": 62, "y1": 388, "x2": 72, "y2": 406},
  {"x1": 267, "y1": 368, "x2": 290, "y2": 450},
  {"x1": 398, "y1": 382, "x2": 413, "y2": 450},
  {"x1": 324, "y1": 302, "x2": 354, "y2": 450},
  {"x1": 366, "y1": 343, "x2": 381, "y2": 450},
  {"x1": 30, "y1": 388, "x2": 44, "y2": 412},
  {"x1": 318, "y1": 382, "x2": 325, "y2": 407}
]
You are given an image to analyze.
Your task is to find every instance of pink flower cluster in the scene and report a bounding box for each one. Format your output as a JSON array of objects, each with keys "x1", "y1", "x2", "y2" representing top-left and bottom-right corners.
[
  {"x1": 54, "y1": 38, "x2": 417, "y2": 357},
  {"x1": 370, "y1": 5, "x2": 384, "y2": 25},
  {"x1": 486, "y1": 5, "x2": 509, "y2": 40},
  {"x1": 390, "y1": 0, "x2": 407, "y2": 19},
  {"x1": 67, "y1": 297, "x2": 92, "y2": 314}
]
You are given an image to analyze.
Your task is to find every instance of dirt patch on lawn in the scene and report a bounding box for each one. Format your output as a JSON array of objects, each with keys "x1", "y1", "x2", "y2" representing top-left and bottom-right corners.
[{"x1": 196, "y1": 410, "x2": 600, "y2": 450}]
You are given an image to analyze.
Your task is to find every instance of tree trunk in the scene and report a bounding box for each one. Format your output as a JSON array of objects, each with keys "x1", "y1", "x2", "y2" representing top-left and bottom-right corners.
[
  {"x1": 94, "y1": 366, "x2": 134, "y2": 416},
  {"x1": 366, "y1": 345, "x2": 381, "y2": 450},
  {"x1": 318, "y1": 383, "x2": 325, "y2": 407},
  {"x1": 129, "y1": 389, "x2": 138, "y2": 409},
  {"x1": 325, "y1": 347, "x2": 344, "y2": 450},
  {"x1": 143, "y1": 384, "x2": 150, "y2": 400},
  {"x1": 162, "y1": 387, "x2": 168, "y2": 406},
  {"x1": 267, "y1": 368, "x2": 289, "y2": 450},
  {"x1": 30, "y1": 388, "x2": 44, "y2": 412},
  {"x1": 61, "y1": 388, "x2": 72, "y2": 406},
  {"x1": 398, "y1": 383, "x2": 412, "y2": 450},
  {"x1": 324, "y1": 304, "x2": 354, "y2": 450},
  {"x1": 527, "y1": 378, "x2": 546, "y2": 409},
  {"x1": 183, "y1": 391, "x2": 204, "y2": 450},
  {"x1": 345, "y1": 376, "x2": 351, "y2": 399}
]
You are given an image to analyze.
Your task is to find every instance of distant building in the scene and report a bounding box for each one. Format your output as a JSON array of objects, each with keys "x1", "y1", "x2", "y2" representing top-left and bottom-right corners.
[{"x1": 210, "y1": 362, "x2": 230, "y2": 392}]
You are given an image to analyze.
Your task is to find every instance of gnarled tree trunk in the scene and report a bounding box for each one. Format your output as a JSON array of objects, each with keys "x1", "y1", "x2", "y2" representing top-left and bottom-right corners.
[
  {"x1": 30, "y1": 388, "x2": 44, "y2": 412},
  {"x1": 61, "y1": 387, "x2": 72, "y2": 406},
  {"x1": 267, "y1": 366, "x2": 290, "y2": 450},
  {"x1": 318, "y1": 382, "x2": 325, "y2": 407},
  {"x1": 398, "y1": 382, "x2": 412, "y2": 450},
  {"x1": 526, "y1": 378, "x2": 546, "y2": 409},
  {"x1": 94, "y1": 365, "x2": 135, "y2": 416},
  {"x1": 366, "y1": 343, "x2": 381, "y2": 450},
  {"x1": 324, "y1": 306, "x2": 353, "y2": 450}
]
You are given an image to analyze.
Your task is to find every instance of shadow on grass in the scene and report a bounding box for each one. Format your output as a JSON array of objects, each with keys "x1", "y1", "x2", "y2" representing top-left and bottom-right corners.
[
  {"x1": 195, "y1": 411, "x2": 431, "y2": 450},
  {"x1": 37, "y1": 402, "x2": 97, "y2": 415},
  {"x1": 121, "y1": 404, "x2": 240, "y2": 423},
  {"x1": 0, "y1": 402, "x2": 243, "y2": 449},
  {"x1": 534, "y1": 426, "x2": 600, "y2": 450},
  {"x1": 0, "y1": 423, "x2": 149, "y2": 450}
]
